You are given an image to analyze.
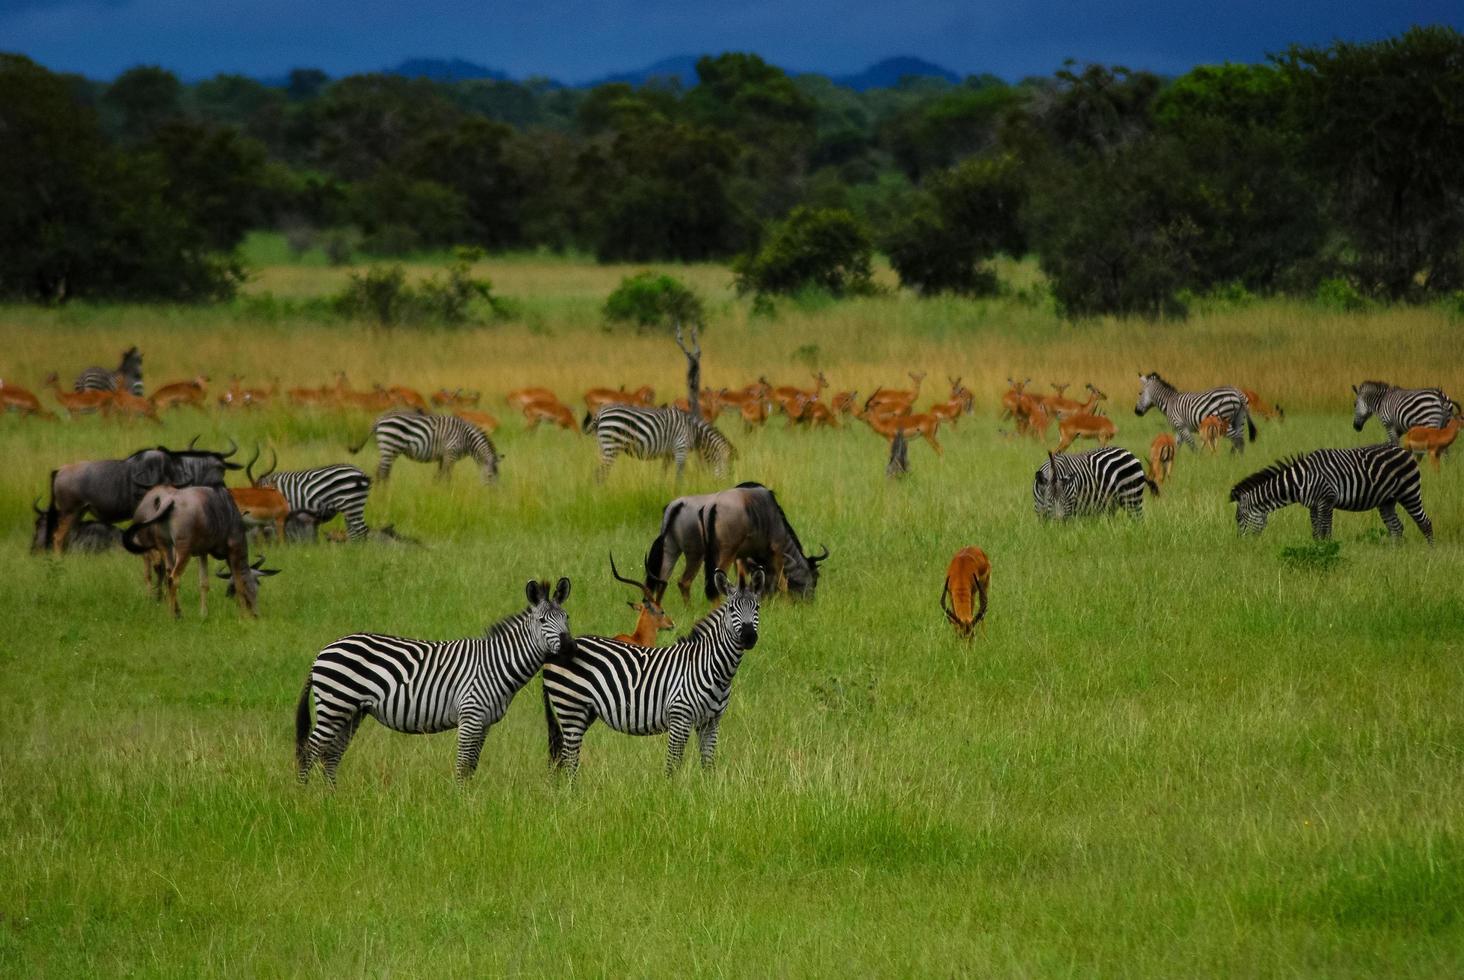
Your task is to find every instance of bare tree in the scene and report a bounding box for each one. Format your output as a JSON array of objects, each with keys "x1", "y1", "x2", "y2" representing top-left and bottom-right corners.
[{"x1": 674, "y1": 318, "x2": 701, "y2": 418}]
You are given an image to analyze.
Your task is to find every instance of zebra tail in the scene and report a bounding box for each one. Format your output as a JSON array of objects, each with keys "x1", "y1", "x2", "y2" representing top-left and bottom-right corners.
[
  {"x1": 294, "y1": 676, "x2": 313, "y2": 770},
  {"x1": 1247, "y1": 413, "x2": 1257, "y2": 443},
  {"x1": 581, "y1": 411, "x2": 596, "y2": 434},
  {"x1": 346, "y1": 432, "x2": 369, "y2": 454},
  {"x1": 122, "y1": 500, "x2": 175, "y2": 554},
  {"x1": 542, "y1": 679, "x2": 564, "y2": 766},
  {"x1": 702, "y1": 504, "x2": 721, "y2": 600}
]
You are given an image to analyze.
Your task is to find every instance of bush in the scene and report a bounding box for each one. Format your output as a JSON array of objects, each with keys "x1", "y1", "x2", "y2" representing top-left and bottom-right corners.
[
  {"x1": 884, "y1": 156, "x2": 1024, "y2": 297},
  {"x1": 1314, "y1": 277, "x2": 1368, "y2": 313},
  {"x1": 603, "y1": 271, "x2": 704, "y2": 330},
  {"x1": 1279, "y1": 540, "x2": 1343, "y2": 572},
  {"x1": 733, "y1": 206, "x2": 875, "y2": 298},
  {"x1": 334, "y1": 250, "x2": 509, "y2": 327}
]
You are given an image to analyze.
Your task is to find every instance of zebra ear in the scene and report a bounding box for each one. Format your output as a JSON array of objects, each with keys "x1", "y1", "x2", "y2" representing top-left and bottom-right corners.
[
  {"x1": 553, "y1": 576, "x2": 571, "y2": 604},
  {"x1": 1350, "y1": 384, "x2": 1358, "y2": 395},
  {"x1": 713, "y1": 568, "x2": 730, "y2": 596},
  {"x1": 525, "y1": 580, "x2": 544, "y2": 606}
]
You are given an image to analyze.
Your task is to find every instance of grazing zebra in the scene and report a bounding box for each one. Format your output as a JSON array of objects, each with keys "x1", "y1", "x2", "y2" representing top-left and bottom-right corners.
[
  {"x1": 1352, "y1": 381, "x2": 1458, "y2": 443},
  {"x1": 1229, "y1": 445, "x2": 1432, "y2": 542},
  {"x1": 349, "y1": 410, "x2": 499, "y2": 484},
  {"x1": 256, "y1": 464, "x2": 372, "y2": 541},
  {"x1": 1033, "y1": 447, "x2": 1158, "y2": 520},
  {"x1": 295, "y1": 578, "x2": 574, "y2": 784},
  {"x1": 74, "y1": 346, "x2": 143, "y2": 396},
  {"x1": 585, "y1": 405, "x2": 736, "y2": 481},
  {"x1": 542, "y1": 568, "x2": 762, "y2": 775},
  {"x1": 1135, "y1": 372, "x2": 1255, "y2": 452}
]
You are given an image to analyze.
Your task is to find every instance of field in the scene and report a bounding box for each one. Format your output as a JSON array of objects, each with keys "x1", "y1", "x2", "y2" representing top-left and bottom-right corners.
[{"x1": 2, "y1": 253, "x2": 1463, "y2": 976}]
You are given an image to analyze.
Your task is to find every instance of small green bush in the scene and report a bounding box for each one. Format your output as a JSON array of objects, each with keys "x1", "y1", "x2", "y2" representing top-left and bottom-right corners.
[
  {"x1": 602, "y1": 271, "x2": 704, "y2": 330},
  {"x1": 733, "y1": 207, "x2": 875, "y2": 298},
  {"x1": 333, "y1": 250, "x2": 510, "y2": 327},
  {"x1": 1279, "y1": 540, "x2": 1343, "y2": 572},
  {"x1": 1315, "y1": 277, "x2": 1368, "y2": 313}
]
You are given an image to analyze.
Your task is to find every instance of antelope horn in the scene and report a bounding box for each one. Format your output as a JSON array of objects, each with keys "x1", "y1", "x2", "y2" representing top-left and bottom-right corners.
[
  {"x1": 220, "y1": 437, "x2": 238, "y2": 459},
  {"x1": 244, "y1": 444, "x2": 261, "y2": 484},
  {"x1": 187, "y1": 435, "x2": 200, "y2": 450},
  {"x1": 608, "y1": 551, "x2": 652, "y2": 598}
]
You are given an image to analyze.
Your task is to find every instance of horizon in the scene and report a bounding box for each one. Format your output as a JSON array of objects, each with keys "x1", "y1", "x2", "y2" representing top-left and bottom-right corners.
[{"x1": 6, "y1": 0, "x2": 1461, "y2": 86}]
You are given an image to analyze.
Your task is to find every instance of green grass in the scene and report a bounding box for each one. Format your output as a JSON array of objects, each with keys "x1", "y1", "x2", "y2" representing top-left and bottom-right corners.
[{"x1": 2, "y1": 264, "x2": 1463, "y2": 975}]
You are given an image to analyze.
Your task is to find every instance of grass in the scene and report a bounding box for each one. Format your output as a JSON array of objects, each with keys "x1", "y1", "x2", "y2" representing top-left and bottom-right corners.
[{"x1": 2, "y1": 256, "x2": 1463, "y2": 975}]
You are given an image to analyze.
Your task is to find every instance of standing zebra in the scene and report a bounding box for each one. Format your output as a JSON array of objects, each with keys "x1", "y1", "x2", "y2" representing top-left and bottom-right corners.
[
  {"x1": 296, "y1": 577, "x2": 574, "y2": 784},
  {"x1": 542, "y1": 568, "x2": 762, "y2": 775},
  {"x1": 1033, "y1": 447, "x2": 1158, "y2": 520},
  {"x1": 1352, "y1": 381, "x2": 1459, "y2": 443},
  {"x1": 1229, "y1": 445, "x2": 1432, "y2": 542},
  {"x1": 585, "y1": 405, "x2": 736, "y2": 482},
  {"x1": 74, "y1": 346, "x2": 143, "y2": 396},
  {"x1": 349, "y1": 410, "x2": 499, "y2": 484},
  {"x1": 1135, "y1": 372, "x2": 1255, "y2": 452},
  {"x1": 256, "y1": 464, "x2": 372, "y2": 541}
]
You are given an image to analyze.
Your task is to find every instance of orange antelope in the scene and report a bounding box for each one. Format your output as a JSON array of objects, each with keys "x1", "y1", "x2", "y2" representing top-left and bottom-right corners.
[
  {"x1": 228, "y1": 486, "x2": 291, "y2": 540},
  {"x1": 104, "y1": 389, "x2": 162, "y2": 423},
  {"x1": 287, "y1": 380, "x2": 335, "y2": 408},
  {"x1": 522, "y1": 398, "x2": 578, "y2": 431},
  {"x1": 1013, "y1": 393, "x2": 1051, "y2": 442},
  {"x1": 507, "y1": 387, "x2": 557, "y2": 410},
  {"x1": 929, "y1": 376, "x2": 975, "y2": 426},
  {"x1": 453, "y1": 409, "x2": 500, "y2": 434},
  {"x1": 830, "y1": 390, "x2": 860, "y2": 415},
  {"x1": 1241, "y1": 387, "x2": 1285, "y2": 422},
  {"x1": 1399, "y1": 418, "x2": 1463, "y2": 471},
  {"x1": 1054, "y1": 411, "x2": 1116, "y2": 451},
  {"x1": 45, "y1": 372, "x2": 111, "y2": 417},
  {"x1": 1198, "y1": 415, "x2": 1228, "y2": 453},
  {"x1": 583, "y1": 386, "x2": 629, "y2": 413},
  {"x1": 1149, "y1": 433, "x2": 1177, "y2": 484},
  {"x1": 150, "y1": 376, "x2": 209, "y2": 411},
  {"x1": 334, "y1": 374, "x2": 394, "y2": 412},
  {"x1": 608, "y1": 554, "x2": 675, "y2": 646},
  {"x1": 387, "y1": 385, "x2": 428, "y2": 411},
  {"x1": 940, "y1": 546, "x2": 991, "y2": 639},
  {"x1": 219, "y1": 377, "x2": 276, "y2": 409},
  {"x1": 862, "y1": 408, "x2": 944, "y2": 455},
  {"x1": 790, "y1": 398, "x2": 840, "y2": 428},
  {"x1": 1000, "y1": 377, "x2": 1031, "y2": 420},
  {"x1": 431, "y1": 388, "x2": 481, "y2": 409},
  {"x1": 673, "y1": 390, "x2": 721, "y2": 421},
  {"x1": 864, "y1": 371, "x2": 926, "y2": 415},
  {"x1": 770, "y1": 372, "x2": 828, "y2": 416},
  {"x1": 0, "y1": 380, "x2": 55, "y2": 419},
  {"x1": 739, "y1": 397, "x2": 769, "y2": 429}
]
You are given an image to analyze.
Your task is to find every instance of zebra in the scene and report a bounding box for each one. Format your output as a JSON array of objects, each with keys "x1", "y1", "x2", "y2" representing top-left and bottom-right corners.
[
  {"x1": 256, "y1": 464, "x2": 372, "y2": 540},
  {"x1": 74, "y1": 346, "x2": 143, "y2": 396},
  {"x1": 584, "y1": 405, "x2": 736, "y2": 482},
  {"x1": 542, "y1": 567, "x2": 762, "y2": 775},
  {"x1": 349, "y1": 410, "x2": 499, "y2": 484},
  {"x1": 1135, "y1": 372, "x2": 1255, "y2": 452},
  {"x1": 1352, "y1": 381, "x2": 1459, "y2": 443},
  {"x1": 1229, "y1": 445, "x2": 1433, "y2": 542},
  {"x1": 295, "y1": 577, "x2": 573, "y2": 784},
  {"x1": 1033, "y1": 447, "x2": 1158, "y2": 520}
]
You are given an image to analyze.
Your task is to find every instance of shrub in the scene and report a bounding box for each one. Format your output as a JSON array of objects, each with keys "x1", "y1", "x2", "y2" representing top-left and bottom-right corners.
[
  {"x1": 733, "y1": 207, "x2": 875, "y2": 298},
  {"x1": 334, "y1": 250, "x2": 509, "y2": 327},
  {"x1": 1279, "y1": 540, "x2": 1343, "y2": 572},
  {"x1": 1315, "y1": 277, "x2": 1368, "y2": 313},
  {"x1": 603, "y1": 271, "x2": 704, "y2": 330}
]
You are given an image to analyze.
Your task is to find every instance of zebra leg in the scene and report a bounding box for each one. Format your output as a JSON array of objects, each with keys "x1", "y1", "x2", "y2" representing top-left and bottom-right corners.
[
  {"x1": 1399, "y1": 488, "x2": 1434, "y2": 544},
  {"x1": 595, "y1": 446, "x2": 615, "y2": 483},
  {"x1": 454, "y1": 715, "x2": 488, "y2": 781},
  {"x1": 1176, "y1": 428, "x2": 1197, "y2": 451},
  {"x1": 1377, "y1": 503, "x2": 1404, "y2": 540},
  {"x1": 1309, "y1": 502, "x2": 1335, "y2": 541},
  {"x1": 553, "y1": 707, "x2": 593, "y2": 774},
  {"x1": 436, "y1": 451, "x2": 458, "y2": 482},
  {"x1": 696, "y1": 716, "x2": 722, "y2": 771},
  {"x1": 665, "y1": 709, "x2": 693, "y2": 775},
  {"x1": 320, "y1": 712, "x2": 364, "y2": 786},
  {"x1": 376, "y1": 448, "x2": 398, "y2": 483},
  {"x1": 673, "y1": 448, "x2": 688, "y2": 483},
  {"x1": 1228, "y1": 421, "x2": 1244, "y2": 453}
]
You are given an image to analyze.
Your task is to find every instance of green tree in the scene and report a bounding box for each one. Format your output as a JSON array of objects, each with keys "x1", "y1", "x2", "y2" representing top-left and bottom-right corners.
[
  {"x1": 734, "y1": 206, "x2": 875, "y2": 297},
  {"x1": 884, "y1": 155, "x2": 1025, "y2": 295},
  {"x1": 103, "y1": 65, "x2": 183, "y2": 140}
]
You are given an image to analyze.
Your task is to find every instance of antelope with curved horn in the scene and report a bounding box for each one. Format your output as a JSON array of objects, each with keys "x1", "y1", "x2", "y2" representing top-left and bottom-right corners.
[
  {"x1": 150, "y1": 376, "x2": 209, "y2": 411},
  {"x1": 941, "y1": 546, "x2": 991, "y2": 639},
  {"x1": 864, "y1": 371, "x2": 926, "y2": 416},
  {"x1": 1149, "y1": 433, "x2": 1177, "y2": 484},
  {"x1": 1000, "y1": 377, "x2": 1031, "y2": 421},
  {"x1": 609, "y1": 553, "x2": 676, "y2": 646},
  {"x1": 929, "y1": 376, "x2": 975, "y2": 426}
]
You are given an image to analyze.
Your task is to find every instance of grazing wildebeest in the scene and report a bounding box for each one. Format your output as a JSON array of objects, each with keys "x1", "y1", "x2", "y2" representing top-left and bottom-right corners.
[
  {"x1": 41, "y1": 439, "x2": 242, "y2": 555},
  {"x1": 30, "y1": 500, "x2": 122, "y2": 554},
  {"x1": 123, "y1": 485, "x2": 280, "y2": 618},
  {"x1": 644, "y1": 482, "x2": 828, "y2": 602}
]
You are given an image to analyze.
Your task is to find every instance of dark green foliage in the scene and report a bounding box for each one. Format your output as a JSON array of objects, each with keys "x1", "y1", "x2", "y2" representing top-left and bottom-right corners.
[
  {"x1": 884, "y1": 155, "x2": 1024, "y2": 295},
  {"x1": 1280, "y1": 26, "x2": 1464, "y2": 300},
  {"x1": 334, "y1": 249, "x2": 508, "y2": 327},
  {"x1": 734, "y1": 207, "x2": 875, "y2": 298},
  {"x1": 603, "y1": 272, "x2": 704, "y2": 330},
  {"x1": 102, "y1": 65, "x2": 183, "y2": 140},
  {"x1": 1279, "y1": 540, "x2": 1343, "y2": 572}
]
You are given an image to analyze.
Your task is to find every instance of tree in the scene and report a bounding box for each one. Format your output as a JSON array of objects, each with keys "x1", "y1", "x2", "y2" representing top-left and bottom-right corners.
[
  {"x1": 884, "y1": 155, "x2": 1025, "y2": 295},
  {"x1": 144, "y1": 120, "x2": 270, "y2": 251},
  {"x1": 733, "y1": 206, "x2": 875, "y2": 297},
  {"x1": 103, "y1": 65, "x2": 183, "y2": 141},
  {"x1": 1279, "y1": 27, "x2": 1464, "y2": 299}
]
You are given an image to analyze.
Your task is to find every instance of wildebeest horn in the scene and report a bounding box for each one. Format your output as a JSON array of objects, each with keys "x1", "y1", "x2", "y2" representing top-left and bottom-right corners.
[
  {"x1": 187, "y1": 435, "x2": 200, "y2": 450},
  {"x1": 251, "y1": 555, "x2": 266, "y2": 569},
  {"x1": 32, "y1": 496, "x2": 44, "y2": 515},
  {"x1": 810, "y1": 544, "x2": 830, "y2": 563}
]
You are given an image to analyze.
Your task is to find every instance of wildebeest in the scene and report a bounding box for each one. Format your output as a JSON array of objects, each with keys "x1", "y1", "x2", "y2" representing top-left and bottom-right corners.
[
  {"x1": 41, "y1": 439, "x2": 241, "y2": 555},
  {"x1": 30, "y1": 500, "x2": 122, "y2": 554},
  {"x1": 123, "y1": 485, "x2": 279, "y2": 618},
  {"x1": 644, "y1": 482, "x2": 828, "y2": 602}
]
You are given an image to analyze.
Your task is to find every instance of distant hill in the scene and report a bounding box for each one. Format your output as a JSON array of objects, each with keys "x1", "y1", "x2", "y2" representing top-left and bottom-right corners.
[
  {"x1": 385, "y1": 58, "x2": 510, "y2": 82},
  {"x1": 828, "y1": 56, "x2": 962, "y2": 91},
  {"x1": 583, "y1": 55, "x2": 701, "y2": 88}
]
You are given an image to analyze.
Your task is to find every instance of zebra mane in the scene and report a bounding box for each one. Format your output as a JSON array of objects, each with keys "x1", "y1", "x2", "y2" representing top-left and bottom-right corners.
[
  {"x1": 484, "y1": 605, "x2": 532, "y2": 641},
  {"x1": 676, "y1": 602, "x2": 731, "y2": 643},
  {"x1": 759, "y1": 486, "x2": 806, "y2": 558},
  {"x1": 1144, "y1": 372, "x2": 1176, "y2": 391},
  {"x1": 1228, "y1": 454, "x2": 1309, "y2": 501}
]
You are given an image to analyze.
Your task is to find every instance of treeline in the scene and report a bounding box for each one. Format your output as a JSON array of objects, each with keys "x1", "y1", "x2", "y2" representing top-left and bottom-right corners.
[{"x1": 3, "y1": 26, "x2": 1462, "y2": 316}]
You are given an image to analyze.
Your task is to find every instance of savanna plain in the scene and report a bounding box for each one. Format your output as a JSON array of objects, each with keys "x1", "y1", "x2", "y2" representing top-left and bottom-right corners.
[{"x1": 2, "y1": 249, "x2": 1463, "y2": 976}]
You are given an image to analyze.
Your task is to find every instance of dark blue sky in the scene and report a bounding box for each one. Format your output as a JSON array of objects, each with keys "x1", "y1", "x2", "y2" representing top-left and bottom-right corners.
[{"x1": 5, "y1": 0, "x2": 1460, "y2": 82}]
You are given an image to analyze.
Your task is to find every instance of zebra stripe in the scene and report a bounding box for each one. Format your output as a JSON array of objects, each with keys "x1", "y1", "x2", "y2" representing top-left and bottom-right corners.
[
  {"x1": 1135, "y1": 372, "x2": 1255, "y2": 451},
  {"x1": 295, "y1": 578, "x2": 573, "y2": 784},
  {"x1": 353, "y1": 411, "x2": 499, "y2": 483},
  {"x1": 257, "y1": 464, "x2": 372, "y2": 541},
  {"x1": 1229, "y1": 444, "x2": 1433, "y2": 542},
  {"x1": 586, "y1": 405, "x2": 735, "y2": 481},
  {"x1": 75, "y1": 347, "x2": 143, "y2": 396},
  {"x1": 1352, "y1": 381, "x2": 1457, "y2": 443},
  {"x1": 1033, "y1": 446, "x2": 1156, "y2": 520},
  {"x1": 542, "y1": 569, "x2": 762, "y2": 775}
]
